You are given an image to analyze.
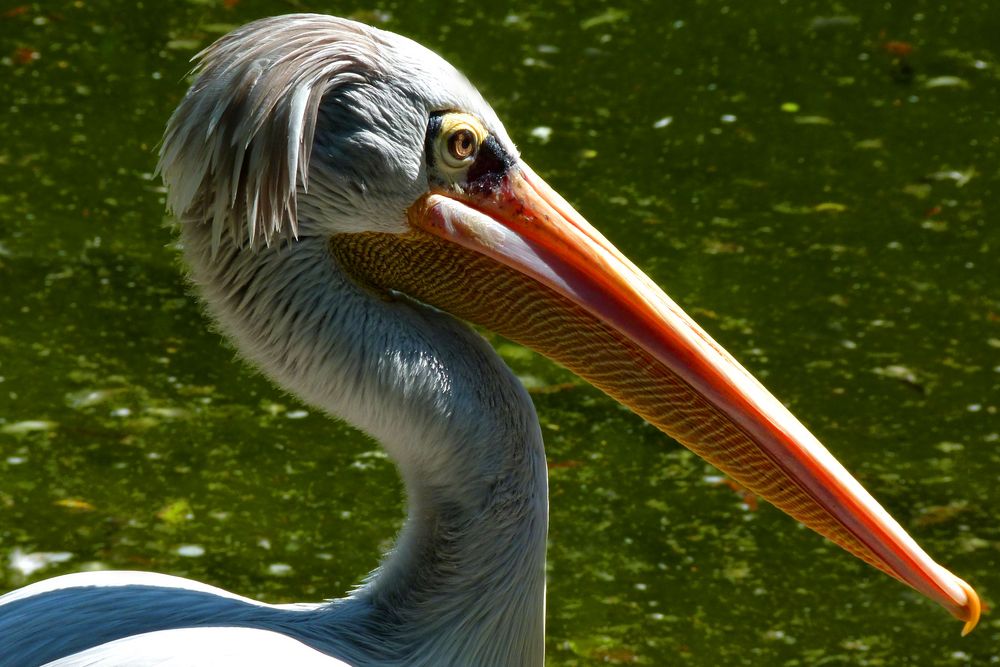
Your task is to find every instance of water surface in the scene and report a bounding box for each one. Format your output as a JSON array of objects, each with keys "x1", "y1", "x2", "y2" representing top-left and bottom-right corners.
[{"x1": 1, "y1": 1, "x2": 997, "y2": 664}]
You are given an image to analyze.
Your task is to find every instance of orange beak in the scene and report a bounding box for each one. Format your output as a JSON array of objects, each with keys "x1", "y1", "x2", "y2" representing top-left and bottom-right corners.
[{"x1": 342, "y1": 160, "x2": 980, "y2": 633}]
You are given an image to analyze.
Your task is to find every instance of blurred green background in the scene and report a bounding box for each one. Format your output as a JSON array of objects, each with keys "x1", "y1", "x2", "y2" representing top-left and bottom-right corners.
[{"x1": 0, "y1": 1, "x2": 997, "y2": 664}]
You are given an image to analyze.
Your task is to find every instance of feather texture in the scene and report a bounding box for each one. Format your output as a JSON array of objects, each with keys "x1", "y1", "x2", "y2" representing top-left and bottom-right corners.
[{"x1": 159, "y1": 15, "x2": 386, "y2": 253}]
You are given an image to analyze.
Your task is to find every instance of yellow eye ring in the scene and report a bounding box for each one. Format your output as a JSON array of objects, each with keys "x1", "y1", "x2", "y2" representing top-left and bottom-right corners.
[{"x1": 436, "y1": 113, "x2": 487, "y2": 170}]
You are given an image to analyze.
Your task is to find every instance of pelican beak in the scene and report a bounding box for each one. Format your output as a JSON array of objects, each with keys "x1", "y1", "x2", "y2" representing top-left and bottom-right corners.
[{"x1": 333, "y1": 160, "x2": 980, "y2": 634}]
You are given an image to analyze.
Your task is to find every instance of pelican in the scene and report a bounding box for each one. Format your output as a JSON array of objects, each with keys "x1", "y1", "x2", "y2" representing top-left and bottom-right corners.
[{"x1": 0, "y1": 14, "x2": 980, "y2": 667}]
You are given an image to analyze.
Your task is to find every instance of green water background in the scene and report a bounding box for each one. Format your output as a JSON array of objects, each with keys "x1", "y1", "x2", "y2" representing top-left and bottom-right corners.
[{"x1": 1, "y1": 1, "x2": 997, "y2": 664}]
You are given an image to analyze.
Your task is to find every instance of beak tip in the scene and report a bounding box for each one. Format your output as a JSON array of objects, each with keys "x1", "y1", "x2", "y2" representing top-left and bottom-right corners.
[{"x1": 955, "y1": 577, "x2": 981, "y2": 636}]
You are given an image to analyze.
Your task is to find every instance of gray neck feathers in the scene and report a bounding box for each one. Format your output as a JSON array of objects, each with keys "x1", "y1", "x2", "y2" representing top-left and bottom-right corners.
[
  {"x1": 179, "y1": 223, "x2": 548, "y2": 666},
  {"x1": 160, "y1": 14, "x2": 547, "y2": 664}
]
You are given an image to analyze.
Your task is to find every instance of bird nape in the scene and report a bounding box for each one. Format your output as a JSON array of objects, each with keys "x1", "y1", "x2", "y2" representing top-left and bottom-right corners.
[{"x1": 0, "y1": 13, "x2": 980, "y2": 667}]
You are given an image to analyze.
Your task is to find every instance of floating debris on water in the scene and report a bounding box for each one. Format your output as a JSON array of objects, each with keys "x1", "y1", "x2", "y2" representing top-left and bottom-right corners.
[
  {"x1": 814, "y1": 202, "x2": 847, "y2": 213},
  {"x1": 882, "y1": 40, "x2": 914, "y2": 58},
  {"x1": 351, "y1": 449, "x2": 389, "y2": 471},
  {"x1": 54, "y1": 498, "x2": 95, "y2": 512},
  {"x1": 794, "y1": 115, "x2": 833, "y2": 125},
  {"x1": 157, "y1": 499, "x2": 193, "y2": 525},
  {"x1": 580, "y1": 8, "x2": 628, "y2": 30},
  {"x1": 146, "y1": 406, "x2": 187, "y2": 419},
  {"x1": 873, "y1": 364, "x2": 926, "y2": 393},
  {"x1": 260, "y1": 400, "x2": 286, "y2": 416},
  {"x1": 923, "y1": 75, "x2": 970, "y2": 89},
  {"x1": 66, "y1": 388, "x2": 125, "y2": 409},
  {"x1": 925, "y1": 167, "x2": 976, "y2": 186},
  {"x1": 8, "y1": 548, "x2": 73, "y2": 576},
  {"x1": 530, "y1": 126, "x2": 552, "y2": 143},
  {"x1": 1, "y1": 420, "x2": 56, "y2": 435},
  {"x1": 854, "y1": 138, "x2": 883, "y2": 150},
  {"x1": 176, "y1": 544, "x2": 205, "y2": 557}
]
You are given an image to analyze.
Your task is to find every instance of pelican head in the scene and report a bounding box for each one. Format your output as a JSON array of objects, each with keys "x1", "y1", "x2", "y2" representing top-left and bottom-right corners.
[
  {"x1": 161, "y1": 15, "x2": 511, "y2": 249},
  {"x1": 153, "y1": 13, "x2": 978, "y2": 662}
]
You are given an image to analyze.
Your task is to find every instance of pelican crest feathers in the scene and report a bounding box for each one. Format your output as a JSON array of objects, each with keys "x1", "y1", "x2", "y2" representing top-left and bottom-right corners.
[{"x1": 159, "y1": 15, "x2": 385, "y2": 253}]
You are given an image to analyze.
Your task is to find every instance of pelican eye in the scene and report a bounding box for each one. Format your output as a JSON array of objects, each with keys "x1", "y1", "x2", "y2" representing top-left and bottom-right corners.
[
  {"x1": 448, "y1": 129, "x2": 477, "y2": 162},
  {"x1": 434, "y1": 113, "x2": 488, "y2": 171}
]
